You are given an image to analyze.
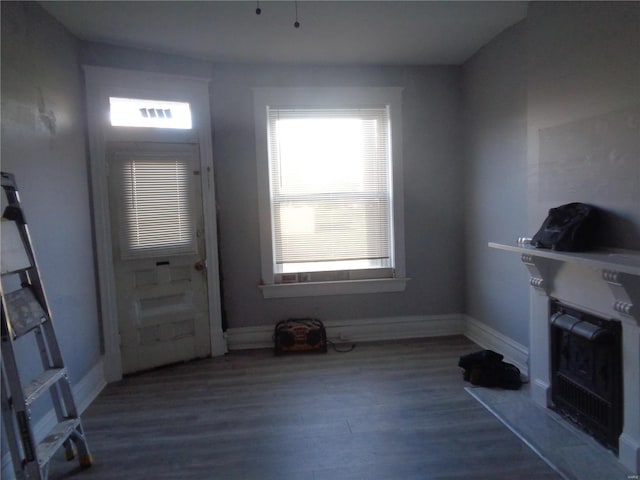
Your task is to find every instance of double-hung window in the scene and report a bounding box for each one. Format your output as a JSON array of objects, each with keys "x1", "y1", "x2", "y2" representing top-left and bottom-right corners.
[{"x1": 254, "y1": 88, "x2": 407, "y2": 298}]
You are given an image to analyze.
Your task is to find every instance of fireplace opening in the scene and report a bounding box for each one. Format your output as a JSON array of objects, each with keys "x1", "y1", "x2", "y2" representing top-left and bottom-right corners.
[{"x1": 550, "y1": 299, "x2": 623, "y2": 452}]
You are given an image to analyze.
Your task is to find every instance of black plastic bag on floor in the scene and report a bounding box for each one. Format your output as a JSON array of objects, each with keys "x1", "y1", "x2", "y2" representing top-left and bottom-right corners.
[{"x1": 458, "y1": 349, "x2": 522, "y2": 390}]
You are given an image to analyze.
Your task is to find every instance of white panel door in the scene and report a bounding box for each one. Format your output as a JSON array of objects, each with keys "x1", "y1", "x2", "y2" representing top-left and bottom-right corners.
[{"x1": 108, "y1": 142, "x2": 210, "y2": 374}]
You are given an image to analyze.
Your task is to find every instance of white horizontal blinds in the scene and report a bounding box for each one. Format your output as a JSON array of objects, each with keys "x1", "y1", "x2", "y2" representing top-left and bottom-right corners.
[
  {"x1": 118, "y1": 157, "x2": 196, "y2": 259},
  {"x1": 268, "y1": 107, "x2": 392, "y2": 267}
]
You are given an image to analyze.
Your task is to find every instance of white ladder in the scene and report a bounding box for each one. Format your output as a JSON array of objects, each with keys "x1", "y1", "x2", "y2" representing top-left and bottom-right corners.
[{"x1": 1, "y1": 172, "x2": 92, "y2": 479}]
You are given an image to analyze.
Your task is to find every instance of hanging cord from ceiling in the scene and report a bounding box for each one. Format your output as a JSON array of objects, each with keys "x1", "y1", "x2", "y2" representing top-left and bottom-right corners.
[
  {"x1": 294, "y1": 1, "x2": 300, "y2": 28},
  {"x1": 254, "y1": 1, "x2": 301, "y2": 29}
]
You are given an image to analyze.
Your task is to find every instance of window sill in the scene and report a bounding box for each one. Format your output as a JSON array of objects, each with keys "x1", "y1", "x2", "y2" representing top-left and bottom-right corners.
[{"x1": 259, "y1": 277, "x2": 409, "y2": 299}]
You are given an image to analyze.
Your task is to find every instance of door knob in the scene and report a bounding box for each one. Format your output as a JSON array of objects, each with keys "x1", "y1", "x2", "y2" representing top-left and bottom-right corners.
[{"x1": 194, "y1": 259, "x2": 207, "y2": 272}]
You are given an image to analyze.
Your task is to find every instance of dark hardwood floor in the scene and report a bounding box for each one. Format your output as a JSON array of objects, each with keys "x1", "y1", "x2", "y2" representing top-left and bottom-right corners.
[{"x1": 48, "y1": 336, "x2": 562, "y2": 479}]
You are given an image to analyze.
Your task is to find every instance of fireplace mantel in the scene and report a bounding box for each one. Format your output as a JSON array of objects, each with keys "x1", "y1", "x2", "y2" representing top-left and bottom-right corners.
[
  {"x1": 489, "y1": 242, "x2": 640, "y2": 324},
  {"x1": 490, "y1": 241, "x2": 640, "y2": 474},
  {"x1": 489, "y1": 242, "x2": 640, "y2": 275}
]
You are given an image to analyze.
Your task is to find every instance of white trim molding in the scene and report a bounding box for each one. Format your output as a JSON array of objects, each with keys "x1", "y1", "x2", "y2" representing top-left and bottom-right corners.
[
  {"x1": 73, "y1": 359, "x2": 108, "y2": 414},
  {"x1": 226, "y1": 314, "x2": 529, "y2": 374},
  {"x1": 463, "y1": 315, "x2": 529, "y2": 377},
  {"x1": 252, "y1": 87, "x2": 407, "y2": 298},
  {"x1": 226, "y1": 314, "x2": 465, "y2": 350},
  {"x1": 83, "y1": 66, "x2": 226, "y2": 382},
  {"x1": 260, "y1": 277, "x2": 409, "y2": 298}
]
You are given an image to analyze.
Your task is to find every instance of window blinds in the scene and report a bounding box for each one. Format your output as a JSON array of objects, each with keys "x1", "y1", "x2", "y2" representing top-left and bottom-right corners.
[
  {"x1": 267, "y1": 107, "x2": 392, "y2": 268},
  {"x1": 118, "y1": 158, "x2": 196, "y2": 259}
]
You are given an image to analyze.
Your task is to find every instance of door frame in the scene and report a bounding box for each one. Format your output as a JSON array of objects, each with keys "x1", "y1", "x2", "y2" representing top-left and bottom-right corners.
[{"x1": 84, "y1": 66, "x2": 226, "y2": 382}]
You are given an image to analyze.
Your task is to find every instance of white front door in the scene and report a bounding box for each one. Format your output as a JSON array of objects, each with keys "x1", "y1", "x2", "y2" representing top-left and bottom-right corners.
[{"x1": 108, "y1": 142, "x2": 210, "y2": 374}]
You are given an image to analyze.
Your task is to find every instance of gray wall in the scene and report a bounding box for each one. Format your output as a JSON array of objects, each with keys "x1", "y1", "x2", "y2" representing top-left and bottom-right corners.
[
  {"x1": 462, "y1": 21, "x2": 530, "y2": 346},
  {"x1": 462, "y1": 1, "x2": 640, "y2": 347},
  {"x1": 526, "y1": 1, "x2": 640, "y2": 248},
  {"x1": 1, "y1": 0, "x2": 102, "y2": 456},
  {"x1": 2, "y1": 4, "x2": 636, "y2": 473},
  {"x1": 80, "y1": 41, "x2": 468, "y2": 329},
  {"x1": 210, "y1": 64, "x2": 465, "y2": 328},
  {"x1": 81, "y1": 40, "x2": 212, "y2": 79},
  {"x1": 4, "y1": 0, "x2": 636, "y2": 397}
]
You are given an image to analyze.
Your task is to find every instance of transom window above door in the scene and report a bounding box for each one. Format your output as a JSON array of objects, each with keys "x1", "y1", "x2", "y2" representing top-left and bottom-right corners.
[{"x1": 109, "y1": 97, "x2": 192, "y2": 129}]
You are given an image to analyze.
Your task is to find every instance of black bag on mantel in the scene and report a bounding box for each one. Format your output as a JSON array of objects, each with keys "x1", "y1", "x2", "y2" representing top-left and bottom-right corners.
[
  {"x1": 530, "y1": 202, "x2": 599, "y2": 252},
  {"x1": 459, "y1": 350, "x2": 522, "y2": 390}
]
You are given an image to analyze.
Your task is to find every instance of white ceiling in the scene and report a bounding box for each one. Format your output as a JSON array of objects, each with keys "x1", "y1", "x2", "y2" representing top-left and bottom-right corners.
[{"x1": 41, "y1": 1, "x2": 528, "y2": 66}]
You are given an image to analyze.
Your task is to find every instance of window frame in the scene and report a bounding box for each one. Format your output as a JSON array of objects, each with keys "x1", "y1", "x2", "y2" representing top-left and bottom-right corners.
[{"x1": 253, "y1": 87, "x2": 407, "y2": 298}]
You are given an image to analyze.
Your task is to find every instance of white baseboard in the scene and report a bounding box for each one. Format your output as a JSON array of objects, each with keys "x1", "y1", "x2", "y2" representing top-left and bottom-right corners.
[
  {"x1": 463, "y1": 315, "x2": 529, "y2": 377},
  {"x1": 1, "y1": 358, "x2": 106, "y2": 479},
  {"x1": 226, "y1": 315, "x2": 530, "y2": 377},
  {"x1": 225, "y1": 314, "x2": 465, "y2": 350},
  {"x1": 73, "y1": 359, "x2": 108, "y2": 413},
  {"x1": 619, "y1": 432, "x2": 640, "y2": 474}
]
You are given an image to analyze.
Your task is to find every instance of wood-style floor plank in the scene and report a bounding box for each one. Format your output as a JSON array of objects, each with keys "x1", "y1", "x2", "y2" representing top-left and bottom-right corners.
[{"x1": 47, "y1": 336, "x2": 562, "y2": 479}]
